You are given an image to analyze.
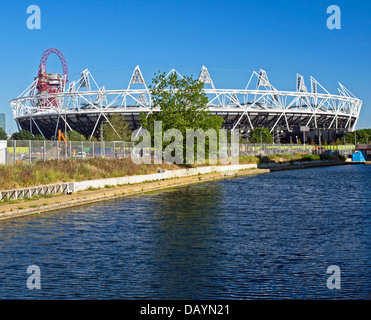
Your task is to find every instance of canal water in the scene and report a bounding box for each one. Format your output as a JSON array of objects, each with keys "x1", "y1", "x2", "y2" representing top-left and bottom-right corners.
[{"x1": 0, "y1": 165, "x2": 370, "y2": 299}]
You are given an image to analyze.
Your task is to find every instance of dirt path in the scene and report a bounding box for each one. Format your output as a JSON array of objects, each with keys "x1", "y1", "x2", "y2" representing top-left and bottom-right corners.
[{"x1": 0, "y1": 168, "x2": 269, "y2": 221}]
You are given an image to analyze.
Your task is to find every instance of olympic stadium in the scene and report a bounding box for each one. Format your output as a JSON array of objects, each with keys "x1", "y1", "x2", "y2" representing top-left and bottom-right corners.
[{"x1": 10, "y1": 49, "x2": 363, "y2": 143}]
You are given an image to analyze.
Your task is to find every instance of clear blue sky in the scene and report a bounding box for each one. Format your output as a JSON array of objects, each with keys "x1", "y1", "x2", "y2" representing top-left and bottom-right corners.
[{"x1": 0, "y1": 0, "x2": 369, "y2": 134}]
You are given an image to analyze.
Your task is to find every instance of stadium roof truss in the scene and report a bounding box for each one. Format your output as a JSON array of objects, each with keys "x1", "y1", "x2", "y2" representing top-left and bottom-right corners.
[{"x1": 10, "y1": 66, "x2": 362, "y2": 139}]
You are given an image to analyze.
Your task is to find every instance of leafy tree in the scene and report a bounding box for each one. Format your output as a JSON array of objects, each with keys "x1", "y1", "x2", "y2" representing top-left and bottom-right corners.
[
  {"x1": 67, "y1": 130, "x2": 86, "y2": 141},
  {"x1": 102, "y1": 115, "x2": 131, "y2": 141},
  {"x1": 344, "y1": 129, "x2": 370, "y2": 144},
  {"x1": 0, "y1": 128, "x2": 7, "y2": 140},
  {"x1": 140, "y1": 72, "x2": 224, "y2": 162},
  {"x1": 331, "y1": 138, "x2": 342, "y2": 145},
  {"x1": 249, "y1": 127, "x2": 273, "y2": 144},
  {"x1": 11, "y1": 130, "x2": 35, "y2": 140},
  {"x1": 33, "y1": 134, "x2": 45, "y2": 140}
]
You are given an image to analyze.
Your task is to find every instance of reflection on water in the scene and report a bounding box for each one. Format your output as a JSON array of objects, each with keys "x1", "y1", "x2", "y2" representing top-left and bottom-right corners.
[
  {"x1": 0, "y1": 165, "x2": 370, "y2": 299},
  {"x1": 148, "y1": 184, "x2": 224, "y2": 299}
]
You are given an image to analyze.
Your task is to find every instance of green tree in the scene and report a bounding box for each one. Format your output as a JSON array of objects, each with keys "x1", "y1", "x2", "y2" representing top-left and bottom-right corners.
[
  {"x1": 140, "y1": 72, "x2": 224, "y2": 162},
  {"x1": 11, "y1": 130, "x2": 35, "y2": 140},
  {"x1": 249, "y1": 127, "x2": 273, "y2": 144},
  {"x1": 33, "y1": 134, "x2": 45, "y2": 140},
  {"x1": 0, "y1": 128, "x2": 7, "y2": 140},
  {"x1": 344, "y1": 129, "x2": 370, "y2": 144},
  {"x1": 102, "y1": 115, "x2": 131, "y2": 141},
  {"x1": 67, "y1": 130, "x2": 86, "y2": 141}
]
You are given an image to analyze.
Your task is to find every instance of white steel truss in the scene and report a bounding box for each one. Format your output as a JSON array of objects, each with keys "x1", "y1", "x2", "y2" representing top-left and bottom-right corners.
[{"x1": 10, "y1": 66, "x2": 363, "y2": 139}]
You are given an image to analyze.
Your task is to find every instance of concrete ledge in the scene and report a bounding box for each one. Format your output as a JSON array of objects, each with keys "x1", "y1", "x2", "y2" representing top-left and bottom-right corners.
[
  {"x1": 0, "y1": 164, "x2": 257, "y2": 200},
  {"x1": 0, "y1": 166, "x2": 267, "y2": 221},
  {"x1": 258, "y1": 160, "x2": 330, "y2": 168},
  {"x1": 259, "y1": 160, "x2": 347, "y2": 172},
  {"x1": 0, "y1": 160, "x2": 354, "y2": 221},
  {"x1": 0, "y1": 160, "x2": 350, "y2": 204},
  {"x1": 73, "y1": 164, "x2": 257, "y2": 192}
]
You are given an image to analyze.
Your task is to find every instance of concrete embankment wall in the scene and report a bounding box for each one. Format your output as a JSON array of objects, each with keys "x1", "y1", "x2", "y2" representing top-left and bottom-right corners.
[
  {"x1": 0, "y1": 160, "x2": 351, "y2": 221},
  {"x1": 72, "y1": 164, "x2": 257, "y2": 192},
  {"x1": 258, "y1": 160, "x2": 333, "y2": 171},
  {"x1": 0, "y1": 164, "x2": 258, "y2": 201},
  {"x1": 0, "y1": 160, "x2": 350, "y2": 202}
]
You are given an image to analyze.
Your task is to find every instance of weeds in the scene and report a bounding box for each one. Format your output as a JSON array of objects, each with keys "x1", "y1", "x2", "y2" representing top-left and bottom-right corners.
[
  {"x1": 0, "y1": 158, "x2": 180, "y2": 190},
  {"x1": 0, "y1": 155, "x2": 345, "y2": 191}
]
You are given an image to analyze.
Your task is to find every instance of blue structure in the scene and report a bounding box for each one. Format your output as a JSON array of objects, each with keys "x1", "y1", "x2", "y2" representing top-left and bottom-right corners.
[{"x1": 352, "y1": 150, "x2": 367, "y2": 162}]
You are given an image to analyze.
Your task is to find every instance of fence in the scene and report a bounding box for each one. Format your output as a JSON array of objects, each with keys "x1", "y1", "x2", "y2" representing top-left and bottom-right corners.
[
  {"x1": 238, "y1": 144, "x2": 355, "y2": 157},
  {"x1": 4, "y1": 140, "x2": 135, "y2": 164},
  {"x1": 1, "y1": 140, "x2": 355, "y2": 165},
  {"x1": 0, "y1": 182, "x2": 73, "y2": 201}
]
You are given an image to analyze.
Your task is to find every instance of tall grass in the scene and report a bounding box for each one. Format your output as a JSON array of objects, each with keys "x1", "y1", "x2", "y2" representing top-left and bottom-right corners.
[
  {"x1": 0, "y1": 158, "x2": 179, "y2": 190},
  {"x1": 0, "y1": 153, "x2": 345, "y2": 190}
]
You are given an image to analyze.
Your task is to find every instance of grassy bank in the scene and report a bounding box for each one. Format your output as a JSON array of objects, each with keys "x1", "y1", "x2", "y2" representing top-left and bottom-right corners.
[
  {"x1": 0, "y1": 158, "x2": 180, "y2": 190},
  {"x1": 0, "y1": 153, "x2": 345, "y2": 190}
]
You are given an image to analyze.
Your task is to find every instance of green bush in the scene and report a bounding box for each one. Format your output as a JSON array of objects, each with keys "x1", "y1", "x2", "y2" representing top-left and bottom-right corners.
[{"x1": 300, "y1": 154, "x2": 320, "y2": 161}]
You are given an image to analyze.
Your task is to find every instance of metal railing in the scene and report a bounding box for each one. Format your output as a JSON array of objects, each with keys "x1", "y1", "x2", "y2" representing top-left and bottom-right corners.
[
  {"x1": 238, "y1": 143, "x2": 355, "y2": 157},
  {"x1": 0, "y1": 182, "x2": 73, "y2": 201},
  {"x1": 4, "y1": 140, "x2": 135, "y2": 164},
  {"x1": 1, "y1": 140, "x2": 355, "y2": 164}
]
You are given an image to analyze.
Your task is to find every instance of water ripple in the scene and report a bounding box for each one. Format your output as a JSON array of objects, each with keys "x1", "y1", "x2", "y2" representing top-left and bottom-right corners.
[{"x1": 0, "y1": 165, "x2": 370, "y2": 299}]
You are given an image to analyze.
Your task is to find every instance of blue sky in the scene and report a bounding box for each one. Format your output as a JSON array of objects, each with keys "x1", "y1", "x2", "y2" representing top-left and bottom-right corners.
[{"x1": 0, "y1": 0, "x2": 369, "y2": 133}]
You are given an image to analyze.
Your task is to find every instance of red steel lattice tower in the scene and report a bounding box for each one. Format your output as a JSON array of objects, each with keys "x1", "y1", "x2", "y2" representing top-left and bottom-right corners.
[{"x1": 36, "y1": 48, "x2": 68, "y2": 108}]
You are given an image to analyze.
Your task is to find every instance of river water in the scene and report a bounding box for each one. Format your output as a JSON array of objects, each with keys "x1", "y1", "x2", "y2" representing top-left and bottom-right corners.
[{"x1": 0, "y1": 165, "x2": 370, "y2": 299}]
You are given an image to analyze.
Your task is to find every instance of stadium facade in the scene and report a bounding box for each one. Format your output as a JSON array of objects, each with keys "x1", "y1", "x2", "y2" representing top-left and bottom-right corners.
[{"x1": 10, "y1": 50, "x2": 363, "y2": 143}]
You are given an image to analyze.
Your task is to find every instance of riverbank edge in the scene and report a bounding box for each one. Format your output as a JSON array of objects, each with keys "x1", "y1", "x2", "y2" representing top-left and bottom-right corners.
[{"x1": 0, "y1": 160, "x2": 352, "y2": 221}]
